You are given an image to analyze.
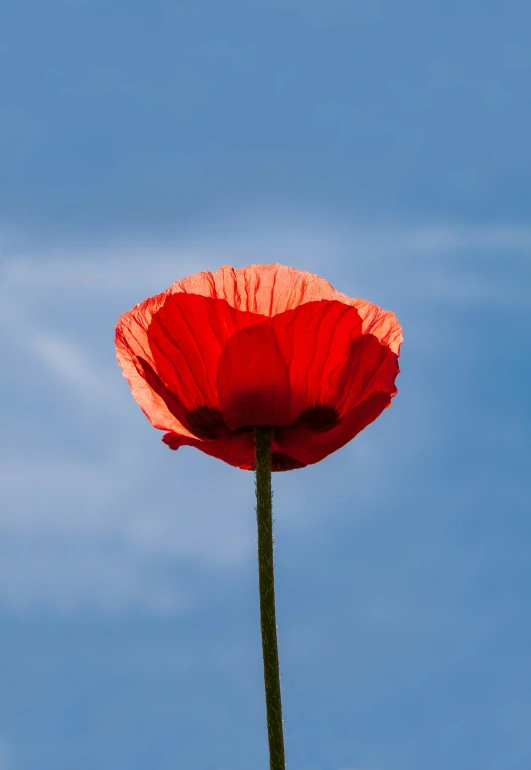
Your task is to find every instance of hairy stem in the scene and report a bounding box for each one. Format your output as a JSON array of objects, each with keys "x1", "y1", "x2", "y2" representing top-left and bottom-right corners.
[{"x1": 254, "y1": 427, "x2": 286, "y2": 770}]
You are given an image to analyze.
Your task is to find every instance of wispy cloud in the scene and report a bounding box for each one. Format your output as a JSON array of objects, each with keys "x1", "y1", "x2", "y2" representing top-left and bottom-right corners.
[{"x1": 3, "y1": 219, "x2": 529, "y2": 304}]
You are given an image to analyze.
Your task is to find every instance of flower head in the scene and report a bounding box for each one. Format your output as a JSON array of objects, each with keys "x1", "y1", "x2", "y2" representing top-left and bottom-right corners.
[{"x1": 115, "y1": 264, "x2": 402, "y2": 471}]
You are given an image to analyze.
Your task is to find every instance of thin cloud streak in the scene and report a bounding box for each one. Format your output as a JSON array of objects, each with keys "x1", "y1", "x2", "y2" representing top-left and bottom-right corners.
[{"x1": 2, "y1": 220, "x2": 528, "y2": 308}]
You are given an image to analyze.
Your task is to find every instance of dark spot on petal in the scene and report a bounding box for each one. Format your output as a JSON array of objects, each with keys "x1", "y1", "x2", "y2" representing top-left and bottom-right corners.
[
  {"x1": 185, "y1": 406, "x2": 233, "y2": 439},
  {"x1": 271, "y1": 452, "x2": 306, "y2": 471},
  {"x1": 294, "y1": 404, "x2": 339, "y2": 431}
]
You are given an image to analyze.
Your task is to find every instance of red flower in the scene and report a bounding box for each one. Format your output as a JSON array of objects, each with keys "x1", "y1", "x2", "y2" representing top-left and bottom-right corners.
[{"x1": 115, "y1": 264, "x2": 402, "y2": 471}]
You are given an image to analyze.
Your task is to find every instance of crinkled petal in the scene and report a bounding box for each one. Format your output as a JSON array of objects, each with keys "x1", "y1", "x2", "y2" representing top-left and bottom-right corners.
[
  {"x1": 334, "y1": 333, "x2": 400, "y2": 415},
  {"x1": 217, "y1": 300, "x2": 367, "y2": 430},
  {"x1": 116, "y1": 292, "x2": 266, "y2": 437},
  {"x1": 170, "y1": 263, "x2": 402, "y2": 354},
  {"x1": 115, "y1": 287, "x2": 187, "y2": 435},
  {"x1": 116, "y1": 263, "x2": 403, "y2": 470}
]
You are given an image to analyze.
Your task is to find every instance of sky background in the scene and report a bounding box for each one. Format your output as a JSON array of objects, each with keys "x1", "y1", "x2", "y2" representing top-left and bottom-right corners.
[{"x1": 1, "y1": 1, "x2": 531, "y2": 769}]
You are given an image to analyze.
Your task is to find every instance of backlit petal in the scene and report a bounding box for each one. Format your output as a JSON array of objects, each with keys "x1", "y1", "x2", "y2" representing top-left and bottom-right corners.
[
  {"x1": 162, "y1": 429, "x2": 304, "y2": 472},
  {"x1": 273, "y1": 390, "x2": 393, "y2": 467},
  {"x1": 170, "y1": 263, "x2": 402, "y2": 354},
  {"x1": 217, "y1": 300, "x2": 366, "y2": 430},
  {"x1": 116, "y1": 263, "x2": 403, "y2": 470},
  {"x1": 116, "y1": 292, "x2": 266, "y2": 437},
  {"x1": 115, "y1": 287, "x2": 188, "y2": 434}
]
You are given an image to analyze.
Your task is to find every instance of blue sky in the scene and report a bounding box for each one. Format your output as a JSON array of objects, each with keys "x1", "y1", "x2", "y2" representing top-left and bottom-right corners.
[{"x1": 1, "y1": 1, "x2": 531, "y2": 769}]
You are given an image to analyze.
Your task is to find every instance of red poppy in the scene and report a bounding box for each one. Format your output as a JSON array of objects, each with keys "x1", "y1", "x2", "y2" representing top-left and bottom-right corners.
[{"x1": 115, "y1": 263, "x2": 402, "y2": 471}]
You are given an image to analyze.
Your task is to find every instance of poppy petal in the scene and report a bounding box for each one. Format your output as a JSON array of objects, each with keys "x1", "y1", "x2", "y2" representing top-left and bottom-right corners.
[
  {"x1": 334, "y1": 333, "x2": 400, "y2": 415},
  {"x1": 172, "y1": 263, "x2": 338, "y2": 316},
  {"x1": 217, "y1": 320, "x2": 292, "y2": 430},
  {"x1": 273, "y1": 389, "x2": 393, "y2": 466},
  {"x1": 148, "y1": 293, "x2": 266, "y2": 412},
  {"x1": 116, "y1": 292, "x2": 266, "y2": 437},
  {"x1": 170, "y1": 263, "x2": 402, "y2": 354},
  {"x1": 115, "y1": 288, "x2": 190, "y2": 435},
  {"x1": 162, "y1": 429, "x2": 304, "y2": 472},
  {"x1": 217, "y1": 300, "x2": 367, "y2": 430},
  {"x1": 162, "y1": 429, "x2": 256, "y2": 470}
]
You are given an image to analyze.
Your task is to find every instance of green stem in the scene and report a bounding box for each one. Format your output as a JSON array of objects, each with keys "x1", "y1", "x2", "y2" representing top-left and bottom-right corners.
[{"x1": 254, "y1": 427, "x2": 287, "y2": 770}]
